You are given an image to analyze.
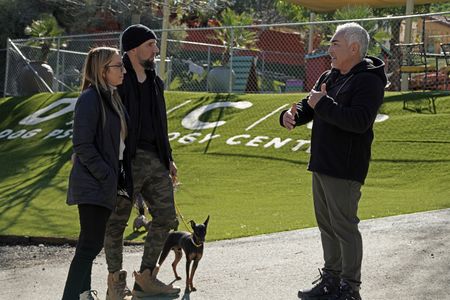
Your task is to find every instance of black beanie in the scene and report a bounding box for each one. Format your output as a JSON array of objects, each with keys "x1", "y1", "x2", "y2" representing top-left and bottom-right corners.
[{"x1": 121, "y1": 24, "x2": 157, "y2": 52}]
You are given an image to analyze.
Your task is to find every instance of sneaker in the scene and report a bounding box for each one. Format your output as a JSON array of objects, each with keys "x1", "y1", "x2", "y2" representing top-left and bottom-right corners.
[
  {"x1": 106, "y1": 270, "x2": 133, "y2": 300},
  {"x1": 331, "y1": 281, "x2": 361, "y2": 300},
  {"x1": 132, "y1": 266, "x2": 181, "y2": 297},
  {"x1": 298, "y1": 269, "x2": 340, "y2": 299},
  {"x1": 79, "y1": 290, "x2": 99, "y2": 300}
]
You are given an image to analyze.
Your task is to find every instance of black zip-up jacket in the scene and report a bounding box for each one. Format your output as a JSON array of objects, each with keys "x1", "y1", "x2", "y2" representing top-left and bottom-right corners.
[
  {"x1": 67, "y1": 87, "x2": 124, "y2": 210},
  {"x1": 118, "y1": 54, "x2": 173, "y2": 187},
  {"x1": 280, "y1": 56, "x2": 387, "y2": 184}
]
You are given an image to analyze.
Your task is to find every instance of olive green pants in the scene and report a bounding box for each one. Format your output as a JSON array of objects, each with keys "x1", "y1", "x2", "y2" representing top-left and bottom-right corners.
[
  {"x1": 104, "y1": 149, "x2": 178, "y2": 273},
  {"x1": 312, "y1": 172, "x2": 363, "y2": 290}
]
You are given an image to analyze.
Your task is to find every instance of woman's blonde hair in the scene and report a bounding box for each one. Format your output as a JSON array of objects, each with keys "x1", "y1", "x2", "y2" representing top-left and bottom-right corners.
[{"x1": 81, "y1": 46, "x2": 127, "y2": 139}]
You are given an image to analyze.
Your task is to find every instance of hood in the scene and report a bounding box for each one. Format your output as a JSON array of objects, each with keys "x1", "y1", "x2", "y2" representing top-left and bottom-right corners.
[{"x1": 349, "y1": 55, "x2": 387, "y2": 87}]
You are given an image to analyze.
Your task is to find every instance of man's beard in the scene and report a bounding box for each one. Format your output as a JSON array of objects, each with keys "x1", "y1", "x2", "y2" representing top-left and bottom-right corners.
[{"x1": 141, "y1": 59, "x2": 156, "y2": 70}]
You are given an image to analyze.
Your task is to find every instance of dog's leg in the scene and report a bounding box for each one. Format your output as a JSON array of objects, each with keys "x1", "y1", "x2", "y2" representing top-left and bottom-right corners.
[
  {"x1": 189, "y1": 260, "x2": 199, "y2": 292},
  {"x1": 172, "y1": 248, "x2": 182, "y2": 280},
  {"x1": 185, "y1": 259, "x2": 192, "y2": 292}
]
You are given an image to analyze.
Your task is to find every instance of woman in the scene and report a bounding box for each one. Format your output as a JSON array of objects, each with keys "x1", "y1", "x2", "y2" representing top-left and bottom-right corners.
[{"x1": 62, "y1": 47, "x2": 128, "y2": 300}]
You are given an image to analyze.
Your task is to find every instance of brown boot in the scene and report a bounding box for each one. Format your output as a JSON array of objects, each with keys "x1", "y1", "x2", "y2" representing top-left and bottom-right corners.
[
  {"x1": 132, "y1": 266, "x2": 181, "y2": 297},
  {"x1": 106, "y1": 270, "x2": 132, "y2": 300}
]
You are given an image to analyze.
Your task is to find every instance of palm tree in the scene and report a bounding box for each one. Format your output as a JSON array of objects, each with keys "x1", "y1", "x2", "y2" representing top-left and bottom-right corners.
[
  {"x1": 18, "y1": 14, "x2": 64, "y2": 95},
  {"x1": 207, "y1": 8, "x2": 258, "y2": 92},
  {"x1": 24, "y1": 14, "x2": 64, "y2": 62},
  {"x1": 214, "y1": 8, "x2": 258, "y2": 63}
]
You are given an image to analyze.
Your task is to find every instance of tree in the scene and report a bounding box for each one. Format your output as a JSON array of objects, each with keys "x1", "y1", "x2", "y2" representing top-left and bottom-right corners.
[
  {"x1": 274, "y1": 0, "x2": 310, "y2": 23},
  {"x1": 24, "y1": 14, "x2": 65, "y2": 62},
  {"x1": 214, "y1": 8, "x2": 258, "y2": 63},
  {"x1": 231, "y1": 0, "x2": 310, "y2": 23},
  {"x1": 0, "y1": 0, "x2": 53, "y2": 48}
]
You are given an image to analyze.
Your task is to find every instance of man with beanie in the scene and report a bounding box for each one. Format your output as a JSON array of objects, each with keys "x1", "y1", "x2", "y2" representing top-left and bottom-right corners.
[{"x1": 104, "y1": 24, "x2": 180, "y2": 299}]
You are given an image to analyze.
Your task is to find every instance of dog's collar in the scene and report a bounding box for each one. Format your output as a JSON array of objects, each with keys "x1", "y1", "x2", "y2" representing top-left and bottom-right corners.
[{"x1": 191, "y1": 236, "x2": 203, "y2": 247}]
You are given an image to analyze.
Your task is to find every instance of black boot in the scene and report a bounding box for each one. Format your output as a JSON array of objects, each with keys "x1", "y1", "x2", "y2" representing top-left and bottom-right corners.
[
  {"x1": 298, "y1": 269, "x2": 340, "y2": 299},
  {"x1": 332, "y1": 280, "x2": 361, "y2": 300}
]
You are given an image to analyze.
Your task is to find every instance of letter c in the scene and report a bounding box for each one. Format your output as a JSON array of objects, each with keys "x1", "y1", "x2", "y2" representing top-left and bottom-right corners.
[{"x1": 181, "y1": 101, "x2": 252, "y2": 130}]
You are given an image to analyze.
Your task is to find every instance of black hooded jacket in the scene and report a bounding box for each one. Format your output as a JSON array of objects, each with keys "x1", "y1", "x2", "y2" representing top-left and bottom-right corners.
[
  {"x1": 67, "y1": 87, "x2": 128, "y2": 210},
  {"x1": 280, "y1": 56, "x2": 387, "y2": 184},
  {"x1": 118, "y1": 53, "x2": 173, "y2": 173}
]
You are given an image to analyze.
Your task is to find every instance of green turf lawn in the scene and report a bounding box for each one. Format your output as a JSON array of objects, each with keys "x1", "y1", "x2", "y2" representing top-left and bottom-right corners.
[{"x1": 0, "y1": 91, "x2": 449, "y2": 242}]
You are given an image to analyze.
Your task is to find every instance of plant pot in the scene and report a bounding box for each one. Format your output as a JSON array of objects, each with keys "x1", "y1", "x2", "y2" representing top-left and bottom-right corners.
[
  {"x1": 17, "y1": 61, "x2": 54, "y2": 96},
  {"x1": 207, "y1": 66, "x2": 236, "y2": 93}
]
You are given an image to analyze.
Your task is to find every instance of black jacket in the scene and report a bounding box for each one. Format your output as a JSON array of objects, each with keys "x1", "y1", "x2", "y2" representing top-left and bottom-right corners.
[
  {"x1": 67, "y1": 87, "x2": 124, "y2": 210},
  {"x1": 118, "y1": 53, "x2": 173, "y2": 173},
  {"x1": 280, "y1": 56, "x2": 387, "y2": 184}
]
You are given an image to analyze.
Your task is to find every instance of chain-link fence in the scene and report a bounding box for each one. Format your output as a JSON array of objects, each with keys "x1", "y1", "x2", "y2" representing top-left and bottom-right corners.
[{"x1": 3, "y1": 11, "x2": 450, "y2": 97}]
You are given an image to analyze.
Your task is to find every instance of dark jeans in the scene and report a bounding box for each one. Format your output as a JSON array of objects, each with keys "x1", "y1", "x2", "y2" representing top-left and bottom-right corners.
[{"x1": 62, "y1": 204, "x2": 111, "y2": 300}]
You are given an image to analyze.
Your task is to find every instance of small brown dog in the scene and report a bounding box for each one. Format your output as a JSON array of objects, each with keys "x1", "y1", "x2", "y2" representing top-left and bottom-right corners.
[{"x1": 158, "y1": 216, "x2": 209, "y2": 292}]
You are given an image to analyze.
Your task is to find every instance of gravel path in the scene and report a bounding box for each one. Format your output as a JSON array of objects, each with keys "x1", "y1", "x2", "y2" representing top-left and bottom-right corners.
[{"x1": 1, "y1": 209, "x2": 449, "y2": 300}]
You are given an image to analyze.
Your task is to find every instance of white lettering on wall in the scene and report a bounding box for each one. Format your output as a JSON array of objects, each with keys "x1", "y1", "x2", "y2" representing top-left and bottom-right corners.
[
  {"x1": 44, "y1": 129, "x2": 65, "y2": 139},
  {"x1": 1, "y1": 96, "x2": 391, "y2": 155},
  {"x1": 264, "y1": 137, "x2": 293, "y2": 149},
  {"x1": 226, "y1": 134, "x2": 251, "y2": 145},
  {"x1": 7, "y1": 129, "x2": 27, "y2": 139},
  {"x1": 246, "y1": 136, "x2": 270, "y2": 147},
  {"x1": 178, "y1": 132, "x2": 202, "y2": 144},
  {"x1": 0, "y1": 128, "x2": 43, "y2": 139},
  {"x1": 168, "y1": 132, "x2": 181, "y2": 141},
  {"x1": 22, "y1": 128, "x2": 42, "y2": 139},
  {"x1": 198, "y1": 133, "x2": 220, "y2": 144},
  {"x1": 0, "y1": 129, "x2": 13, "y2": 138},
  {"x1": 19, "y1": 98, "x2": 77, "y2": 125},
  {"x1": 181, "y1": 101, "x2": 253, "y2": 130},
  {"x1": 291, "y1": 139, "x2": 311, "y2": 152}
]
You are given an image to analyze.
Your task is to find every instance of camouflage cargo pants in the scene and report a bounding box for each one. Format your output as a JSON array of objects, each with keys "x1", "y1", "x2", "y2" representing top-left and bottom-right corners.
[{"x1": 104, "y1": 149, "x2": 178, "y2": 273}]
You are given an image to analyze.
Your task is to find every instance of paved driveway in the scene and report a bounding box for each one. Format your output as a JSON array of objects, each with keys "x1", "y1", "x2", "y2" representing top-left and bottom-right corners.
[{"x1": 1, "y1": 209, "x2": 449, "y2": 299}]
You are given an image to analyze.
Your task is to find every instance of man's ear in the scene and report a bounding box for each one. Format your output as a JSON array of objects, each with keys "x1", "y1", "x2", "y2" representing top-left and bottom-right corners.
[{"x1": 350, "y1": 42, "x2": 360, "y2": 56}]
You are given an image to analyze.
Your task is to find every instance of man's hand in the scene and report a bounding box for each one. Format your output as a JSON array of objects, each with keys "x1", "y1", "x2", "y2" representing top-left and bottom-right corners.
[
  {"x1": 283, "y1": 103, "x2": 297, "y2": 130},
  {"x1": 307, "y1": 83, "x2": 327, "y2": 109}
]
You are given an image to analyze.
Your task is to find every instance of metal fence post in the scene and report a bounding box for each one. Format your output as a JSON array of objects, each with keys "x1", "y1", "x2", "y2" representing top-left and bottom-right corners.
[
  {"x1": 55, "y1": 37, "x2": 61, "y2": 91},
  {"x1": 207, "y1": 45, "x2": 211, "y2": 92},
  {"x1": 4, "y1": 39, "x2": 11, "y2": 96},
  {"x1": 166, "y1": 57, "x2": 172, "y2": 90},
  {"x1": 229, "y1": 28, "x2": 234, "y2": 94},
  {"x1": 262, "y1": 51, "x2": 265, "y2": 81}
]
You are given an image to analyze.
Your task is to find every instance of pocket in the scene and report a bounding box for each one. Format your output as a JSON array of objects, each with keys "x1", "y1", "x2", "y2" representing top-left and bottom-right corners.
[
  {"x1": 101, "y1": 168, "x2": 117, "y2": 199},
  {"x1": 68, "y1": 162, "x2": 102, "y2": 202}
]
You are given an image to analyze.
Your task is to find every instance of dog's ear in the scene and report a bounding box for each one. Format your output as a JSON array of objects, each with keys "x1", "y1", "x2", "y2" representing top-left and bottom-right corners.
[
  {"x1": 204, "y1": 215, "x2": 210, "y2": 227},
  {"x1": 189, "y1": 220, "x2": 196, "y2": 229}
]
